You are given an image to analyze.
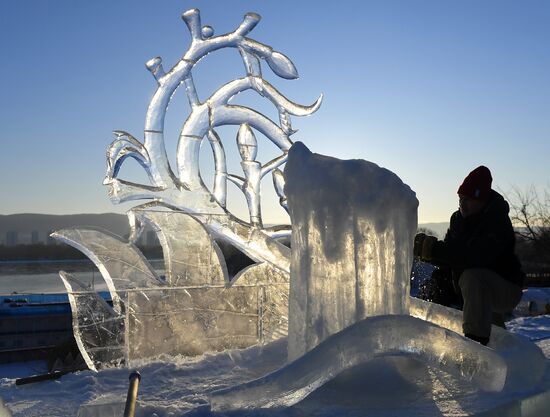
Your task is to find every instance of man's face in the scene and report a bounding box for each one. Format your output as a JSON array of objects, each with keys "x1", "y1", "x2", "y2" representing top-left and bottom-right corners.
[{"x1": 459, "y1": 194, "x2": 486, "y2": 218}]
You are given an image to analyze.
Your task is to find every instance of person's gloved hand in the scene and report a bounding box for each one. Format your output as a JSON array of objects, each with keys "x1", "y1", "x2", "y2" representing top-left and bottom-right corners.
[
  {"x1": 413, "y1": 233, "x2": 426, "y2": 257},
  {"x1": 414, "y1": 233, "x2": 438, "y2": 261},
  {"x1": 420, "y1": 235, "x2": 438, "y2": 262}
]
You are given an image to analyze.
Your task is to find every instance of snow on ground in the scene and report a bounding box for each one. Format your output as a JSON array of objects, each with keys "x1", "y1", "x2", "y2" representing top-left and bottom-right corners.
[
  {"x1": 0, "y1": 339, "x2": 288, "y2": 417},
  {"x1": 507, "y1": 314, "x2": 550, "y2": 357},
  {"x1": 515, "y1": 288, "x2": 550, "y2": 316},
  {"x1": 1, "y1": 311, "x2": 550, "y2": 416}
]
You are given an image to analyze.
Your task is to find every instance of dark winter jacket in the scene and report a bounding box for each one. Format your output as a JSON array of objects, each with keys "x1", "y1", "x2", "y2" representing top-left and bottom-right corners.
[{"x1": 431, "y1": 190, "x2": 524, "y2": 287}]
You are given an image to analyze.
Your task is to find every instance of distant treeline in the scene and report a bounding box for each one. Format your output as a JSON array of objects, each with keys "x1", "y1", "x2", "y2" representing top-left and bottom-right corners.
[
  {"x1": 0, "y1": 240, "x2": 269, "y2": 279},
  {"x1": 0, "y1": 244, "x2": 163, "y2": 262}
]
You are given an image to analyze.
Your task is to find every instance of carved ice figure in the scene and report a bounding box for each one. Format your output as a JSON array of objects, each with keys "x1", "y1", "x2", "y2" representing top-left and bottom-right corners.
[
  {"x1": 52, "y1": 227, "x2": 164, "y2": 318},
  {"x1": 102, "y1": 8, "x2": 321, "y2": 269},
  {"x1": 209, "y1": 142, "x2": 547, "y2": 411},
  {"x1": 210, "y1": 315, "x2": 507, "y2": 411},
  {"x1": 54, "y1": 8, "x2": 318, "y2": 367},
  {"x1": 56, "y1": 211, "x2": 291, "y2": 369},
  {"x1": 128, "y1": 209, "x2": 229, "y2": 286},
  {"x1": 284, "y1": 142, "x2": 418, "y2": 359},
  {"x1": 52, "y1": 9, "x2": 548, "y2": 410}
]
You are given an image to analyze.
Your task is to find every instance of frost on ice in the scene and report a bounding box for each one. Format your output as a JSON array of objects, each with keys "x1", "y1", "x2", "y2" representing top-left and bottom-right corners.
[
  {"x1": 47, "y1": 7, "x2": 548, "y2": 413},
  {"x1": 284, "y1": 142, "x2": 418, "y2": 359}
]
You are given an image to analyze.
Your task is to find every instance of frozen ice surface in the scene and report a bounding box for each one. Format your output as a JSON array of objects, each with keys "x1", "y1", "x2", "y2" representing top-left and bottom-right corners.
[
  {"x1": 284, "y1": 142, "x2": 418, "y2": 359},
  {"x1": 129, "y1": 209, "x2": 228, "y2": 286},
  {"x1": 125, "y1": 282, "x2": 287, "y2": 363},
  {"x1": 53, "y1": 214, "x2": 291, "y2": 365},
  {"x1": 52, "y1": 228, "x2": 164, "y2": 313},
  {"x1": 411, "y1": 297, "x2": 547, "y2": 391},
  {"x1": 209, "y1": 315, "x2": 507, "y2": 411},
  {"x1": 59, "y1": 272, "x2": 125, "y2": 371}
]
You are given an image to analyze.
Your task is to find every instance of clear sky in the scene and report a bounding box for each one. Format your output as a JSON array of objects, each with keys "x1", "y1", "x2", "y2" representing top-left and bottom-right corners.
[{"x1": 1, "y1": 0, "x2": 549, "y2": 224}]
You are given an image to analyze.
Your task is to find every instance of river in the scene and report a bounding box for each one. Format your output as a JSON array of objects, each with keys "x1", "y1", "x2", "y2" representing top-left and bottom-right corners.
[{"x1": 0, "y1": 259, "x2": 165, "y2": 295}]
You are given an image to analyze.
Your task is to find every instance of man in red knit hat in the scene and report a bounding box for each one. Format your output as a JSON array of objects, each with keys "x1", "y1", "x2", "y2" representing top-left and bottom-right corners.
[{"x1": 414, "y1": 166, "x2": 524, "y2": 345}]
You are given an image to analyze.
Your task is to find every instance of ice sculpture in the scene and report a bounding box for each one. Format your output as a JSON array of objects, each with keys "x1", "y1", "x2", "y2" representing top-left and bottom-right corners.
[
  {"x1": 210, "y1": 315, "x2": 507, "y2": 411},
  {"x1": 54, "y1": 8, "x2": 318, "y2": 367},
  {"x1": 102, "y1": 7, "x2": 321, "y2": 269},
  {"x1": 284, "y1": 142, "x2": 418, "y2": 359},
  {"x1": 410, "y1": 297, "x2": 547, "y2": 391},
  {"x1": 56, "y1": 211, "x2": 291, "y2": 368},
  {"x1": 51, "y1": 7, "x2": 547, "y2": 413},
  {"x1": 59, "y1": 272, "x2": 125, "y2": 370}
]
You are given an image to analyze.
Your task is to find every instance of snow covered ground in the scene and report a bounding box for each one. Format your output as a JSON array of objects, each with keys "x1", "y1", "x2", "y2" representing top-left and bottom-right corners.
[
  {"x1": 1, "y1": 300, "x2": 550, "y2": 417},
  {"x1": 3, "y1": 273, "x2": 548, "y2": 415}
]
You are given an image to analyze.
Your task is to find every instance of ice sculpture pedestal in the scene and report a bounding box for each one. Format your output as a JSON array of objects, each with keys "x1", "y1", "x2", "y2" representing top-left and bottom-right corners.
[{"x1": 285, "y1": 142, "x2": 418, "y2": 360}]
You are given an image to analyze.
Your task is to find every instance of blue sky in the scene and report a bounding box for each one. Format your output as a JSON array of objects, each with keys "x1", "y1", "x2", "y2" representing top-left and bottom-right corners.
[{"x1": 1, "y1": 0, "x2": 549, "y2": 224}]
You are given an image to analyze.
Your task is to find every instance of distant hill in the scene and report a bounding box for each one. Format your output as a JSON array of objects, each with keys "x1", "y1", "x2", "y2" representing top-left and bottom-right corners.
[
  {"x1": 0, "y1": 213, "x2": 128, "y2": 245},
  {"x1": 418, "y1": 222, "x2": 449, "y2": 239},
  {"x1": 0, "y1": 212, "x2": 449, "y2": 245}
]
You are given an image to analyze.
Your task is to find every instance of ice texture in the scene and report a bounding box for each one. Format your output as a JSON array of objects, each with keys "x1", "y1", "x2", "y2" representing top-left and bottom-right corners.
[
  {"x1": 410, "y1": 297, "x2": 548, "y2": 391},
  {"x1": 59, "y1": 271, "x2": 125, "y2": 371},
  {"x1": 284, "y1": 142, "x2": 418, "y2": 359},
  {"x1": 209, "y1": 315, "x2": 507, "y2": 411},
  {"x1": 125, "y1": 270, "x2": 288, "y2": 363},
  {"x1": 54, "y1": 214, "x2": 290, "y2": 366},
  {"x1": 52, "y1": 228, "x2": 164, "y2": 313},
  {"x1": 129, "y1": 209, "x2": 228, "y2": 286},
  {"x1": 102, "y1": 7, "x2": 322, "y2": 262}
]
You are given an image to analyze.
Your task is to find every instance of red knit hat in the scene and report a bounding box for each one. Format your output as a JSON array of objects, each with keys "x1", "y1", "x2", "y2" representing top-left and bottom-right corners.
[{"x1": 457, "y1": 166, "x2": 492, "y2": 200}]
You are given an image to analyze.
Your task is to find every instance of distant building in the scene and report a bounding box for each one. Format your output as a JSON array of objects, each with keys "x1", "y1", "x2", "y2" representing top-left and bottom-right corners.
[
  {"x1": 31, "y1": 230, "x2": 40, "y2": 244},
  {"x1": 6, "y1": 231, "x2": 18, "y2": 246}
]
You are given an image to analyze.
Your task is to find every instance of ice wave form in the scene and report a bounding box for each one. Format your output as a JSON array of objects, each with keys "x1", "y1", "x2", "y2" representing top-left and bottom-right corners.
[{"x1": 210, "y1": 314, "x2": 507, "y2": 411}]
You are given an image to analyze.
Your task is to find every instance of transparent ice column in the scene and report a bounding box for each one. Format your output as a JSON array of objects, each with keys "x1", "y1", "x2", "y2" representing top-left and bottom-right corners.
[{"x1": 284, "y1": 142, "x2": 418, "y2": 360}]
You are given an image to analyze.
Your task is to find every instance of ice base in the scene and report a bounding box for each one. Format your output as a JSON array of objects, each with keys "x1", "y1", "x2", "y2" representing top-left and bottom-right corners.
[
  {"x1": 2, "y1": 335, "x2": 550, "y2": 417},
  {"x1": 210, "y1": 315, "x2": 508, "y2": 411},
  {"x1": 289, "y1": 356, "x2": 550, "y2": 417},
  {"x1": 74, "y1": 338, "x2": 550, "y2": 417}
]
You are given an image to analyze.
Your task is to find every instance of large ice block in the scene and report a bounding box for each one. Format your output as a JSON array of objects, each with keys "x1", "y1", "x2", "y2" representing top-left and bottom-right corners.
[
  {"x1": 285, "y1": 142, "x2": 418, "y2": 359},
  {"x1": 125, "y1": 280, "x2": 289, "y2": 363}
]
